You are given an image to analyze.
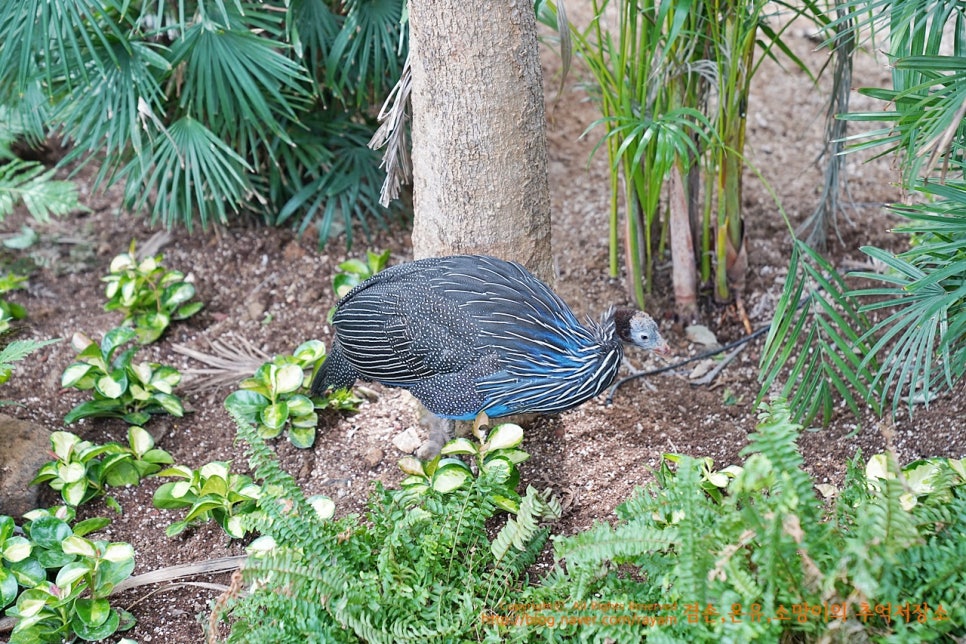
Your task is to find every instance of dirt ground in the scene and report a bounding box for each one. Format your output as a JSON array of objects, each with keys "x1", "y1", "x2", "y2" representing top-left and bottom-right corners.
[{"x1": 1, "y1": 13, "x2": 965, "y2": 644}]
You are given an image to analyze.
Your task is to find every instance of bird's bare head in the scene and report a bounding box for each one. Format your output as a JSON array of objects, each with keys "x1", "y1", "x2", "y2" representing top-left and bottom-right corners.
[{"x1": 613, "y1": 308, "x2": 670, "y2": 354}]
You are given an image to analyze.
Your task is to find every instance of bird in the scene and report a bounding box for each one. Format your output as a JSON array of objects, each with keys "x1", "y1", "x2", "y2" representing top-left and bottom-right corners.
[{"x1": 311, "y1": 254, "x2": 669, "y2": 422}]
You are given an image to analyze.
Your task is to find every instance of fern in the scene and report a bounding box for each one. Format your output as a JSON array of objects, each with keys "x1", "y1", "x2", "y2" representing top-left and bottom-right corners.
[
  {"x1": 221, "y1": 401, "x2": 966, "y2": 642},
  {"x1": 0, "y1": 338, "x2": 59, "y2": 401},
  {"x1": 0, "y1": 338, "x2": 57, "y2": 368},
  {"x1": 224, "y1": 407, "x2": 557, "y2": 643},
  {"x1": 492, "y1": 486, "x2": 560, "y2": 562},
  {"x1": 0, "y1": 158, "x2": 83, "y2": 222},
  {"x1": 506, "y1": 401, "x2": 966, "y2": 643}
]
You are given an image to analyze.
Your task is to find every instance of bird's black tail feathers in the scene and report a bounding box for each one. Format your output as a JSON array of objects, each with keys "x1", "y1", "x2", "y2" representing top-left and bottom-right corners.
[{"x1": 310, "y1": 340, "x2": 359, "y2": 396}]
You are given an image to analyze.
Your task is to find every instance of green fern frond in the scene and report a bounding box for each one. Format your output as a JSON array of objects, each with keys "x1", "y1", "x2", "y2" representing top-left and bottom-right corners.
[
  {"x1": 846, "y1": 474, "x2": 922, "y2": 598},
  {"x1": 553, "y1": 520, "x2": 681, "y2": 570},
  {"x1": 0, "y1": 159, "x2": 84, "y2": 222},
  {"x1": 0, "y1": 338, "x2": 59, "y2": 370},
  {"x1": 742, "y1": 401, "x2": 821, "y2": 521},
  {"x1": 226, "y1": 404, "x2": 556, "y2": 642},
  {"x1": 492, "y1": 486, "x2": 560, "y2": 562}
]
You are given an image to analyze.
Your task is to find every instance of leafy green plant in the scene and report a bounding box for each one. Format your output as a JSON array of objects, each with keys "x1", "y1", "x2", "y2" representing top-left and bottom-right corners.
[
  {"x1": 760, "y1": 1, "x2": 966, "y2": 421},
  {"x1": 1, "y1": 507, "x2": 135, "y2": 643},
  {"x1": 0, "y1": 516, "x2": 31, "y2": 609},
  {"x1": 103, "y1": 242, "x2": 203, "y2": 344},
  {"x1": 398, "y1": 423, "x2": 530, "y2": 513},
  {"x1": 152, "y1": 461, "x2": 261, "y2": 539},
  {"x1": 225, "y1": 340, "x2": 360, "y2": 449},
  {"x1": 61, "y1": 327, "x2": 184, "y2": 425},
  {"x1": 332, "y1": 249, "x2": 390, "y2": 299},
  {"x1": 0, "y1": 1, "x2": 407, "y2": 246},
  {"x1": 328, "y1": 249, "x2": 390, "y2": 320},
  {"x1": 541, "y1": 0, "x2": 820, "y2": 309},
  {"x1": 848, "y1": 191, "x2": 966, "y2": 414},
  {"x1": 757, "y1": 239, "x2": 883, "y2": 424},
  {"x1": 0, "y1": 156, "x2": 84, "y2": 224},
  {"x1": 218, "y1": 407, "x2": 560, "y2": 642},
  {"x1": 834, "y1": 0, "x2": 966, "y2": 187},
  {"x1": 0, "y1": 272, "x2": 27, "y2": 334},
  {"x1": 31, "y1": 427, "x2": 173, "y2": 511},
  {"x1": 503, "y1": 401, "x2": 965, "y2": 642},
  {"x1": 759, "y1": 188, "x2": 966, "y2": 423},
  {"x1": 659, "y1": 452, "x2": 743, "y2": 504}
]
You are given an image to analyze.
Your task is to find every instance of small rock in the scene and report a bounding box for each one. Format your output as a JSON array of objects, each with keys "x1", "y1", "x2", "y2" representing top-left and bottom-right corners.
[
  {"x1": 245, "y1": 299, "x2": 266, "y2": 321},
  {"x1": 391, "y1": 427, "x2": 422, "y2": 454},
  {"x1": 685, "y1": 324, "x2": 720, "y2": 348},
  {"x1": 363, "y1": 446, "x2": 384, "y2": 468},
  {"x1": 689, "y1": 359, "x2": 717, "y2": 380},
  {"x1": 0, "y1": 414, "x2": 52, "y2": 518}
]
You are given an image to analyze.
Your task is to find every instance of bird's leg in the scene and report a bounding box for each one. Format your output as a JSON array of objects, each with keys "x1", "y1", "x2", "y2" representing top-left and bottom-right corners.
[{"x1": 415, "y1": 408, "x2": 455, "y2": 461}]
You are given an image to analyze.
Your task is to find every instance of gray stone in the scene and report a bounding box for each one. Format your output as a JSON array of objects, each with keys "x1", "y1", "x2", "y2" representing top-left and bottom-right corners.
[
  {"x1": 685, "y1": 324, "x2": 720, "y2": 348},
  {"x1": 391, "y1": 427, "x2": 422, "y2": 455},
  {"x1": 0, "y1": 414, "x2": 51, "y2": 518}
]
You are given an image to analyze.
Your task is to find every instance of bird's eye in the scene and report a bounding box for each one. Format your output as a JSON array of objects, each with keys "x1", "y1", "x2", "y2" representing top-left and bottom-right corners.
[{"x1": 639, "y1": 334, "x2": 649, "y2": 342}]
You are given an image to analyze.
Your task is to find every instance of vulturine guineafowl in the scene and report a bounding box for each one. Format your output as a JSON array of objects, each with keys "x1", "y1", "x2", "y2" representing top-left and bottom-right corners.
[{"x1": 311, "y1": 255, "x2": 669, "y2": 433}]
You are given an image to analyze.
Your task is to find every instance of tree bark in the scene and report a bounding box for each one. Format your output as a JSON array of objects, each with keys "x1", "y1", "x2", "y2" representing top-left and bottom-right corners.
[{"x1": 408, "y1": 1, "x2": 552, "y2": 282}]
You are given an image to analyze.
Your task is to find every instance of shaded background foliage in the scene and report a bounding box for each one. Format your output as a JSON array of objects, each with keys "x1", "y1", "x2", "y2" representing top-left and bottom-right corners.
[{"x1": 0, "y1": 0, "x2": 408, "y2": 247}]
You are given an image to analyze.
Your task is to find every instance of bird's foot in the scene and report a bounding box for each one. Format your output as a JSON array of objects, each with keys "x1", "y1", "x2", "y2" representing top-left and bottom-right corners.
[{"x1": 415, "y1": 411, "x2": 455, "y2": 460}]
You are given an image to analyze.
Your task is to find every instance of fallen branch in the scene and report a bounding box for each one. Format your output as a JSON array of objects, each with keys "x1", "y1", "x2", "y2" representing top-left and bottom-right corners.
[{"x1": 0, "y1": 555, "x2": 246, "y2": 634}]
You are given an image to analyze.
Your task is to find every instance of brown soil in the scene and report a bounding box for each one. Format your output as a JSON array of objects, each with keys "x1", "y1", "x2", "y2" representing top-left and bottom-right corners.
[{"x1": 2, "y1": 15, "x2": 964, "y2": 644}]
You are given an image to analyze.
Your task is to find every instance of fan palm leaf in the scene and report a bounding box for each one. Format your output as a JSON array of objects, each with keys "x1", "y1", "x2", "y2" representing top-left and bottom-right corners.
[
  {"x1": 325, "y1": 0, "x2": 406, "y2": 107},
  {"x1": 122, "y1": 116, "x2": 251, "y2": 230},
  {"x1": 850, "y1": 182, "x2": 966, "y2": 412},
  {"x1": 172, "y1": 15, "x2": 312, "y2": 145}
]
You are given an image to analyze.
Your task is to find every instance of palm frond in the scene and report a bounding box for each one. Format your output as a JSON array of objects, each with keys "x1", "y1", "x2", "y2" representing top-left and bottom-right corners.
[
  {"x1": 274, "y1": 114, "x2": 394, "y2": 247},
  {"x1": 287, "y1": 0, "x2": 343, "y2": 82},
  {"x1": 831, "y1": 0, "x2": 965, "y2": 183},
  {"x1": 849, "y1": 181, "x2": 966, "y2": 412},
  {"x1": 0, "y1": 0, "x2": 408, "y2": 245},
  {"x1": 325, "y1": 0, "x2": 406, "y2": 108},
  {"x1": 0, "y1": 83, "x2": 49, "y2": 149},
  {"x1": 758, "y1": 240, "x2": 882, "y2": 424},
  {"x1": 56, "y1": 39, "x2": 170, "y2": 186},
  {"x1": 0, "y1": 0, "x2": 126, "y2": 95},
  {"x1": 172, "y1": 336, "x2": 271, "y2": 392},
  {"x1": 172, "y1": 14, "x2": 312, "y2": 145},
  {"x1": 121, "y1": 117, "x2": 252, "y2": 230}
]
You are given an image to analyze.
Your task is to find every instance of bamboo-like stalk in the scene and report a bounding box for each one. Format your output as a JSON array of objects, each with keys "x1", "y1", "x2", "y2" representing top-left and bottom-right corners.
[
  {"x1": 565, "y1": 0, "x2": 809, "y2": 311},
  {"x1": 670, "y1": 161, "x2": 698, "y2": 317}
]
